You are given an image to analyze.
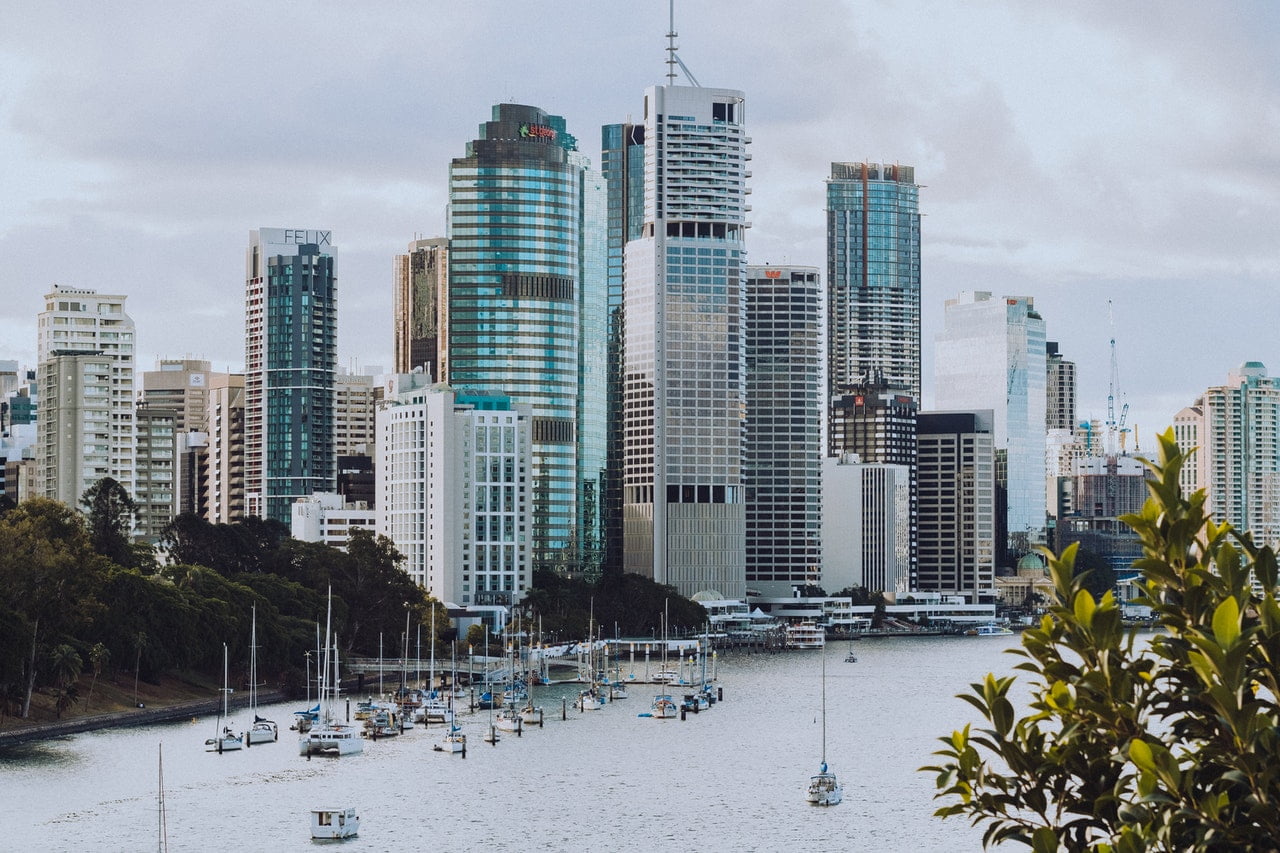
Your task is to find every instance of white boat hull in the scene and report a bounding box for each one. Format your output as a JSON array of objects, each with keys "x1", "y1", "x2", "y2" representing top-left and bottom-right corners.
[
  {"x1": 807, "y1": 773, "x2": 843, "y2": 806},
  {"x1": 310, "y1": 808, "x2": 359, "y2": 839},
  {"x1": 299, "y1": 725, "x2": 365, "y2": 756}
]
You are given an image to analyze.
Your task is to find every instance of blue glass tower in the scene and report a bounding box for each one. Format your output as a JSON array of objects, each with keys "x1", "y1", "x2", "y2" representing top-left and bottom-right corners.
[
  {"x1": 826, "y1": 162, "x2": 921, "y2": 401},
  {"x1": 447, "y1": 104, "x2": 606, "y2": 578},
  {"x1": 245, "y1": 228, "x2": 337, "y2": 524}
]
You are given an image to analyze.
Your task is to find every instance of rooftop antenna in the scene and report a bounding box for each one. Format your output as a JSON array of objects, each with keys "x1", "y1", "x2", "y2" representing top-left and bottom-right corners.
[{"x1": 665, "y1": 0, "x2": 702, "y2": 87}]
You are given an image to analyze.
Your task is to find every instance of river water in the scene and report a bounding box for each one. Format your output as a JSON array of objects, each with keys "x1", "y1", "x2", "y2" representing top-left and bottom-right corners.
[{"x1": 2, "y1": 634, "x2": 1025, "y2": 852}]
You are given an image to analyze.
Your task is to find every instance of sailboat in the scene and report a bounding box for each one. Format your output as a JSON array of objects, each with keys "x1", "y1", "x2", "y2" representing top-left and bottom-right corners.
[
  {"x1": 298, "y1": 590, "x2": 365, "y2": 757},
  {"x1": 246, "y1": 605, "x2": 278, "y2": 744},
  {"x1": 806, "y1": 649, "x2": 843, "y2": 806},
  {"x1": 205, "y1": 643, "x2": 243, "y2": 752}
]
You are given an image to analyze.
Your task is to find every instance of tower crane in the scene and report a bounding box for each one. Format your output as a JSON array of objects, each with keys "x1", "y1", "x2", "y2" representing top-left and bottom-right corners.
[{"x1": 1105, "y1": 300, "x2": 1130, "y2": 456}]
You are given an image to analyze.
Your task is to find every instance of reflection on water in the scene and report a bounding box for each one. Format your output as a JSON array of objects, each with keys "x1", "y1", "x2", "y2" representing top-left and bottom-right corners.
[{"x1": 1, "y1": 634, "x2": 1024, "y2": 851}]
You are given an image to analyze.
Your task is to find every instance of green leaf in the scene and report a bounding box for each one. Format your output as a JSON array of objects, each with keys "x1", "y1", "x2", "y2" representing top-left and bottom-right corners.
[
  {"x1": 1212, "y1": 596, "x2": 1241, "y2": 647},
  {"x1": 1031, "y1": 826, "x2": 1059, "y2": 853}
]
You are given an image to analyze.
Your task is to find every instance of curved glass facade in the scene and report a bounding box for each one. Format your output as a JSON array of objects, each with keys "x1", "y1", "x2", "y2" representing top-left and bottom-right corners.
[{"x1": 448, "y1": 104, "x2": 605, "y2": 577}]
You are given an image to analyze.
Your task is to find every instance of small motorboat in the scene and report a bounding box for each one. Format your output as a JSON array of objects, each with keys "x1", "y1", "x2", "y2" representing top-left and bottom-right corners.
[{"x1": 310, "y1": 807, "x2": 359, "y2": 840}]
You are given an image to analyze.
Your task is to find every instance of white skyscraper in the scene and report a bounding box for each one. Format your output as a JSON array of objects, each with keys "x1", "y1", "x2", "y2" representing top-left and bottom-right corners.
[
  {"x1": 36, "y1": 285, "x2": 136, "y2": 507},
  {"x1": 935, "y1": 291, "x2": 1047, "y2": 557},
  {"x1": 616, "y1": 81, "x2": 751, "y2": 599}
]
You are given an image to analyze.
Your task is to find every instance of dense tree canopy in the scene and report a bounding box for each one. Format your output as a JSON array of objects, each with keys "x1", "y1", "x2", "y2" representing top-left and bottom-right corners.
[
  {"x1": 926, "y1": 430, "x2": 1280, "y2": 851},
  {"x1": 520, "y1": 567, "x2": 707, "y2": 641}
]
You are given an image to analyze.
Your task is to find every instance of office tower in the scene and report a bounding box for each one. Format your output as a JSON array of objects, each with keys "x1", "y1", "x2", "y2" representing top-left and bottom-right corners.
[
  {"x1": 1045, "y1": 342, "x2": 1076, "y2": 431},
  {"x1": 1, "y1": 366, "x2": 37, "y2": 503},
  {"x1": 204, "y1": 373, "x2": 246, "y2": 523},
  {"x1": 600, "y1": 121, "x2": 646, "y2": 575},
  {"x1": 447, "y1": 104, "x2": 606, "y2": 578},
  {"x1": 916, "y1": 411, "x2": 996, "y2": 601},
  {"x1": 394, "y1": 238, "x2": 448, "y2": 378},
  {"x1": 822, "y1": 454, "x2": 911, "y2": 595},
  {"x1": 36, "y1": 285, "x2": 136, "y2": 507},
  {"x1": 377, "y1": 373, "x2": 533, "y2": 604},
  {"x1": 935, "y1": 291, "x2": 1047, "y2": 559},
  {"x1": 612, "y1": 81, "x2": 751, "y2": 600},
  {"x1": 244, "y1": 228, "x2": 337, "y2": 524},
  {"x1": 134, "y1": 402, "x2": 177, "y2": 542},
  {"x1": 1190, "y1": 363, "x2": 1280, "y2": 547},
  {"x1": 744, "y1": 265, "x2": 823, "y2": 595},
  {"x1": 826, "y1": 162, "x2": 921, "y2": 402},
  {"x1": 1055, "y1": 454, "x2": 1147, "y2": 575}
]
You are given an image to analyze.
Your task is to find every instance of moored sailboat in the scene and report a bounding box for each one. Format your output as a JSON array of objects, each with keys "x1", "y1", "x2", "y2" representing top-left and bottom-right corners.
[
  {"x1": 299, "y1": 590, "x2": 365, "y2": 757},
  {"x1": 205, "y1": 643, "x2": 243, "y2": 753},
  {"x1": 806, "y1": 650, "x2": 843, "y2": 806},
  {"x1": 245, "y1": 605, "x2": 278, "y2": 744}
]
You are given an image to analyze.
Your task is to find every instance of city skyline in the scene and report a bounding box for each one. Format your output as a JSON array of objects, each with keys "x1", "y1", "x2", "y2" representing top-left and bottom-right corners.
[{"x1": 2, "y1": 2, "x2": 1278, "y2": 440}]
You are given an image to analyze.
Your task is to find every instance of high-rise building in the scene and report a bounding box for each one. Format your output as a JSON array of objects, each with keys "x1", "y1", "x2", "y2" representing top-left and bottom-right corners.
[
  {"x1": 916, "y1": 411, "x2": 996, "y2": 602},
  {"x1": 394, "y1": 238, "x2": 448, "y2": 378},
  {"x1": 935, "y1": 291, "x2": 1047, "y2": 560},
  {"x1": 826, "y1": 162, "x2": 921, "y2": 402},
  {"x1": 600, "y1": 121, "x2": 646, "y2": 575},
  {"x1": 822, "y1": 454, "x2": 911, "y2": 595},
  {"x1": 244, "y1": 228, "x2": 337, "y2": 524},
  {"x1": 334, "y1": 369, "x2": 378, "y2": 457},
  {"x1": 134, "y1": 402, "x2": 177, "y2": 542},
  {"x1": 204, "y1": 373, "x2": 246, "y2": 524},
  {"x1": 1188, "y1": 363, "x2": 1280, "y2": 548},
  {"x1": 744, "y1": 265, "x2": 823, "y2": 596},
  {"x1": 447, "y1": 104, "x2": 606, "y2": 578},
  {"x1": 614, "y1": 81, "x2": 751, "y2": 599},
  {"x1": 36, "y1": 285, "x2": 136, "y2": 507},
  {"x1": 377, "y1": 373, "x2": 533, "y2": 604},
  {"x1": 1045, "y1": 342, "x2": 1076, "y2": 431}
]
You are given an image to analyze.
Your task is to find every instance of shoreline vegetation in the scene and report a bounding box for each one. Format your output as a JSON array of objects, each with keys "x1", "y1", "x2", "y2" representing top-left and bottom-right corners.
[{"x1": 0, "y1": 671, "x2": 288, "y2": 747}]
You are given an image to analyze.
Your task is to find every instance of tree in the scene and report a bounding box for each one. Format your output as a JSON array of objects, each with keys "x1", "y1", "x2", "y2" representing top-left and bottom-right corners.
[
  {"x1": 1073, "y1": 546, "x2": 1118, "y2": 601},
  {"x1": 0, "y1": 499, "x2": 104, "y2": 716},
  {"x1": 81, "y1": 477, "x2": 138, "y2": 567},
  {"x1": 925, "y1": 429, "x2": 1280, "y2": 850},
  {"x1": 85, "y1": 642, "x2": 109, "y2": 709}
]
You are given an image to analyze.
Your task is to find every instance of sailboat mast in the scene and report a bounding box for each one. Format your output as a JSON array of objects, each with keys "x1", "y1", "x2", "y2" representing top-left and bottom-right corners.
[
  {"x1": 821, "y1": 649, "x2": 827, "y2": 766},
  {"x1": 157, "y1": 743, "x2": 168, "y2": 853}
]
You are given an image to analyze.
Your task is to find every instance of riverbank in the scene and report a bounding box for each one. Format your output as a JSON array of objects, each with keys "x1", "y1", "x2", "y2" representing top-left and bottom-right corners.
[{"x1": 0, "y1": 673, "x2": 288, "y2": 747}]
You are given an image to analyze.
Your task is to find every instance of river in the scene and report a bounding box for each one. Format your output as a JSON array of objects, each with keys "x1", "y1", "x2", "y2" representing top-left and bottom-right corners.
[{"x1": 1, "y1": 633, "x2": 1025, "y2": 851}]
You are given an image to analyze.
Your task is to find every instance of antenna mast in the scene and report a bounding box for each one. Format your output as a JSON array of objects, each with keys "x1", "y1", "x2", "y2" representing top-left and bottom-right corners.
[{"x1": 665, "y1": 0, "x2": 702, "y2": 87}]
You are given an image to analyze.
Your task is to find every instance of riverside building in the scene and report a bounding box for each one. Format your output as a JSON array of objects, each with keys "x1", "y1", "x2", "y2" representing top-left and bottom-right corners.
[
  {"x1": 744, "y1": 265, "x2": 823, "y2": 596},
  {"x1": 612, "y1": 78, "x2": 751, "y2": 600},
  {"x1": 447, "y1": 104, "x2": 606, "y2": 579}
]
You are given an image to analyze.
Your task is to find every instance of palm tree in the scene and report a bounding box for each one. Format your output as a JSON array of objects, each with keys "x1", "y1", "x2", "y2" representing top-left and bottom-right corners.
[
  {"x1": 85, "y1": 643, "x2": 109, "y2": 709},
  {"x1": 49, "y1": 643, "x2": 83, "y2": 689}
]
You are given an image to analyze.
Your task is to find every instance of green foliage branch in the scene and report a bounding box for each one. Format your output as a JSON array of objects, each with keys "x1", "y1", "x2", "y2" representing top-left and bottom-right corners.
[{"x1": 924, "y1": 429, "x2": 1280, "y2": 852}]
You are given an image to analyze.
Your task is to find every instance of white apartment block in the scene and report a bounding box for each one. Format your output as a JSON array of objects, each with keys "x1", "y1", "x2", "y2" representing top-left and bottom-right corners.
[
  {"x1": 377, "y1": 375, "x2": 532, "y2": 607},
  {"x1": 36, "y1": 285, "x2": 135, "y2": 506}
]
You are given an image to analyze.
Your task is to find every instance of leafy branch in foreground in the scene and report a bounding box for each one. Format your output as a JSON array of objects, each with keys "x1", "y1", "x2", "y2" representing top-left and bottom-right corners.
[{"x1": 924, "y1": 428, "x2": 1280, "y2": 852}]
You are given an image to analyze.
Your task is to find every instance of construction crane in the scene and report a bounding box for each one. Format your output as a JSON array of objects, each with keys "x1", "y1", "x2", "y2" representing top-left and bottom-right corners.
[{"x1": 1105, "y1": 300, "x2": 1130, "y2": 456}]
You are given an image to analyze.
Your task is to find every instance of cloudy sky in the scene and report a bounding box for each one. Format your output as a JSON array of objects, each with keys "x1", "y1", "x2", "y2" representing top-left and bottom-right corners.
[{"x1": 2, "y1": 1, "x2": 1277, "y2": 445}]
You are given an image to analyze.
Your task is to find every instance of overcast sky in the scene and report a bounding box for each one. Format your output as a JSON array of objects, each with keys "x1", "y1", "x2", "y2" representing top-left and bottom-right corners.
[{"x1": 2, "y1": 1, "x2": 1277, "y2": 447}]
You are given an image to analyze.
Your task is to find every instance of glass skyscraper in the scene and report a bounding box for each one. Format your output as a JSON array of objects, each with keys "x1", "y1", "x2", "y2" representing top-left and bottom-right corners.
[
  {"x1": 447, "y1": 104, "x2": 606, "y2": 578},
  {"x1": 613, "y1": 83, "x2": 751, "y2": 600},
  {"x1": 934, "y1": 291, "x2": 1047, "y2": 559},
  {"x1": 600, "y1": 122, "x2": 646, "y2": 575},
  {"x1": 826, "y1": 162, "x2": 921, "y2": 401}
]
